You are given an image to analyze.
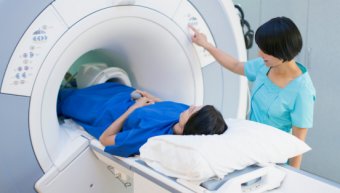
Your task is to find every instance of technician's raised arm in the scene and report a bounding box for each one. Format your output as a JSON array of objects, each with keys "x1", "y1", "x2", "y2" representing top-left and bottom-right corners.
[{"x1": 189, "y1": 25, "x2": 245, "y2": 76}]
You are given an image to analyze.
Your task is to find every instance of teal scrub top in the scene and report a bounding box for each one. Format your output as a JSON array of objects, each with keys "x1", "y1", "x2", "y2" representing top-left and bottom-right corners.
[{"x1": 244, "y1": 58, "x2": 316, "y2": 133}]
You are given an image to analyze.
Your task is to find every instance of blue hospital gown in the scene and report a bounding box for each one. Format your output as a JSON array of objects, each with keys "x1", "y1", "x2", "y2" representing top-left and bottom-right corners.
[
  {"x1": 57, "y1": 82, "x2": 189, "y2": 157},
  {"x1": 244, "y1": 58, "x2": 316, "y2": 133}
]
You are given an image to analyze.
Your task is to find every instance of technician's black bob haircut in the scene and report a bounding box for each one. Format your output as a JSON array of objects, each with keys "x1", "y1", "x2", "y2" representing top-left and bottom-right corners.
[
  {"x1": 255, "y1": 17, "x2": 302, "y2": 62},
  {"x1": 183, "y1": 105, "x2": 227, "y2": 135}
]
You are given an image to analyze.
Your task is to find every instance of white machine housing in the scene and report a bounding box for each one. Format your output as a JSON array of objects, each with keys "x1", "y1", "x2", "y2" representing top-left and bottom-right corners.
[{"x1": 0, "y1": 0, "x2": 248, "y2": 192}]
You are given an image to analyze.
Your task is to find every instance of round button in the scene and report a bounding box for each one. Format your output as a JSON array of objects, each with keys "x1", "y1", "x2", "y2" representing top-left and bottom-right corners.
[
  {"x1": 188, "y1": 17, "x2": 198, "y2": 26},
  {"x1": 18, "y1": 66, "x2": 22, "y2": 71}
]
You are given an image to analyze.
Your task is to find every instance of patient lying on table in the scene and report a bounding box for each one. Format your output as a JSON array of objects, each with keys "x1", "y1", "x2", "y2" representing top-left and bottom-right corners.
[{"x1": 57, "y1": 82, "x2": 227, "y2": 157}]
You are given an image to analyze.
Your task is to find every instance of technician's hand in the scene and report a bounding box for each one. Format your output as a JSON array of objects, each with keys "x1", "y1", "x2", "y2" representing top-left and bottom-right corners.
[
  {"x1": 189, "y1": 25, "x2": 210, "y2": 48},
  {"x1": 135, "y1": 90, "x2": 161, "y2": 102},
  {"x1": 131, "y1": 96, "x2": 154, "y2": 110}
]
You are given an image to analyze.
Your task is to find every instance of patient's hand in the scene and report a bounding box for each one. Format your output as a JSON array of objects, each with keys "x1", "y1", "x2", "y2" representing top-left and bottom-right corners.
[
  {"x1": 131, "y1": 97, "x2": 154, "y2": 110},
  {"x1": 135, "y1": 90, "x2": 161, "y2": 102}
]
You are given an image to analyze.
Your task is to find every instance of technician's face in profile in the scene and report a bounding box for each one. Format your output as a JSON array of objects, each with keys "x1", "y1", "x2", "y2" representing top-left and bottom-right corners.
[{"x1": 258, "y1": 50, "x2": 283, "y2": 67}]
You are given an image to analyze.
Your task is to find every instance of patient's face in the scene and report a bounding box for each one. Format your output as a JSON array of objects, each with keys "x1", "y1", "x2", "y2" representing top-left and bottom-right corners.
[{"x1": 177, "y1": 105, "x2": 202, "y2": 133}]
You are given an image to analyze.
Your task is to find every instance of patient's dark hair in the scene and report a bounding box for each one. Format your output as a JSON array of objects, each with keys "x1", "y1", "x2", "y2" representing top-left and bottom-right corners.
[
  {"x1": 183, "y1": 105, "x2": 227, "y2": 135},
  {"x1": 255, "y1": 16, "x2": 302, "y2": 62}
]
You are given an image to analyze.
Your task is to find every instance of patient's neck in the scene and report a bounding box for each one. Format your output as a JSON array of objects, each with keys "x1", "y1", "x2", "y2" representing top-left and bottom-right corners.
[{"x1": 173, "y1": 123, "x2": 183, "y2": 135}]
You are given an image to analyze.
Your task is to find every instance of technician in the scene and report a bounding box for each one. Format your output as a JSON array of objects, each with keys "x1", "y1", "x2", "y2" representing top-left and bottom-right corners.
[{"x1": 190, "y1": 17, "x2": 316, "y2": 168}]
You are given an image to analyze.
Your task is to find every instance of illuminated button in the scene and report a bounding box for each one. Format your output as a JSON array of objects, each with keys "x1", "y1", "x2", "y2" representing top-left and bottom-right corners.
[
  {"x1": 22, "y1": 72, "x2": 26, "y2": 78},
  {"x1": 188, "y1": 16, "x2": 198, "y2": 26},
  {"x1": 16, "y1": 73, "x2": 20, "y2": 79}
]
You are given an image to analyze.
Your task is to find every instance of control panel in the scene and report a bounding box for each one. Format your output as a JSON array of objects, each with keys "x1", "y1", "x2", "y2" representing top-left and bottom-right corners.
[
  {"x1": 173, "y1": 0, "x2": 216, "y2": 68},
  {"x1": 1, "y1": 1, "x2": 216, "y2": 96},
  {"x1": 1, "y1": 6, "x2": 67, "y2": 96}
]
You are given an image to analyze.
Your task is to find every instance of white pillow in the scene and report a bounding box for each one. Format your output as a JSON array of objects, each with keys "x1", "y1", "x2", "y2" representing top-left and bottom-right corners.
[{"x1": 140, "y1": 118, "x2": 311, "y2": 181}]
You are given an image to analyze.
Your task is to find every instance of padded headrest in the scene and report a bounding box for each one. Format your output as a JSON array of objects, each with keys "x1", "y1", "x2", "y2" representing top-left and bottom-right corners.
[{"x1": 76, "y1": 63, "x2": 131, "y2": 88}]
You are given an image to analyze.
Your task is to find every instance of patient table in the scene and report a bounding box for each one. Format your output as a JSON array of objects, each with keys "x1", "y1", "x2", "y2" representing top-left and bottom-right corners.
[{"x1": 89, "y1": 139, "x2": 340, "y2": 193}]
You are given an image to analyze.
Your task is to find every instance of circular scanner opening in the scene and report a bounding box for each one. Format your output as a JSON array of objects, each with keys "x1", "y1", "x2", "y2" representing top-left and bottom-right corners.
[{"x1": 31, "y1": 12, "x2": 203, "y2": 171}]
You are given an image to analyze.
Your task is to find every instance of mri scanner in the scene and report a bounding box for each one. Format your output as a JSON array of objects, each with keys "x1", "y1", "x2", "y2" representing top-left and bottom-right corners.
[{"x1": 0, "y1": 0, "x2": 340, "y2": 193}]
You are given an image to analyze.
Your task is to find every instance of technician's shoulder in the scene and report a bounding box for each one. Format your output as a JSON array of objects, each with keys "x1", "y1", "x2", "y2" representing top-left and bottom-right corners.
[
  {"x1": 295, "y1": 72, "x2": 316, "y2": 103},
  {"x1": 301, "y1": 73, "x2": 316, "y2": 94},
  {"x1": 244, "y1": 58, "x2": 268, "y2": 81}
]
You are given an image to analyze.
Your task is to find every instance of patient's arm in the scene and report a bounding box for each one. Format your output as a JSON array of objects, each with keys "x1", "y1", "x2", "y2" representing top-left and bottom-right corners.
[
  {"x1": 99, "y1": 97, "x2": 154, "y2": 146},
  {"x1": 289, "y1": 126, "x2": 308, "y2": 169},
  {"x1": 135, "y1": 90, "x2": 161, "y2": 102}
]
